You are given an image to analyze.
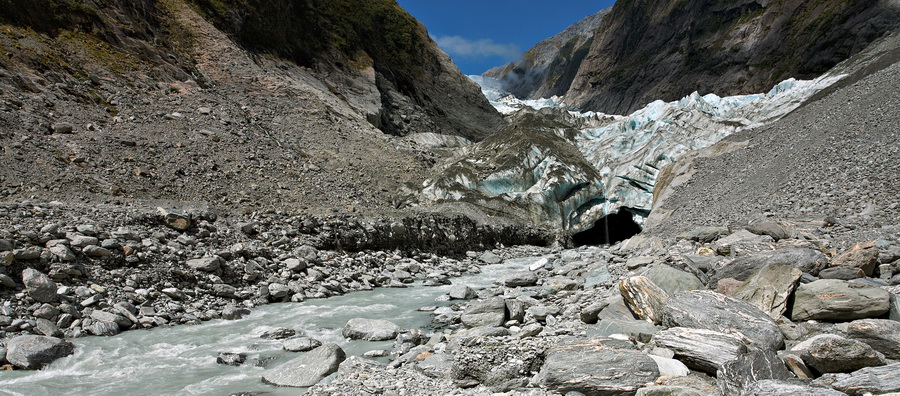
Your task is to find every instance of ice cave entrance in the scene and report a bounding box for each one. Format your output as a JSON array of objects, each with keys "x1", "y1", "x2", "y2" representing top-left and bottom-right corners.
[{"x1": 572, "y1": 208, "x2": 643, "y2": 246}]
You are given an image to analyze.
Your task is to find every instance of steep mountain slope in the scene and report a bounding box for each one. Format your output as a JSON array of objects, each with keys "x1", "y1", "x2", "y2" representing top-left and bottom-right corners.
[
  {"x1": 483, "y1": 9, "x2": 610, "y2": 100},
  {"x1": 563, "y1": 0, "x2": 900, "y2": 114},
  {"x1": 0, "y1": 0, "x2": 502, "y2": 214},
  {"x1": 646, "y1": 29, "x2": 900, "y2": 244}
]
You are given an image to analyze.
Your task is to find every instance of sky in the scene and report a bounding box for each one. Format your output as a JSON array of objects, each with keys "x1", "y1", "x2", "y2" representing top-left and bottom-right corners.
[{"x1": 395, "y1": 1, "x2": 617, "y2": 75}]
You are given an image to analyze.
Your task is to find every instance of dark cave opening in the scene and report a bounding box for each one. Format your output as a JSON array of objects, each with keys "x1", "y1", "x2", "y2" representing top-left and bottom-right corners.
[{"x1": 572, "y1": 208, "x2": 643, "y2": 246}]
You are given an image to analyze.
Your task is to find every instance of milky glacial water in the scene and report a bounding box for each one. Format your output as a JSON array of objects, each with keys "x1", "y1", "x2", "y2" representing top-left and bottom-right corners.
[{"x1": 0, "y1": 257, "x2": 543, "y2": 396}]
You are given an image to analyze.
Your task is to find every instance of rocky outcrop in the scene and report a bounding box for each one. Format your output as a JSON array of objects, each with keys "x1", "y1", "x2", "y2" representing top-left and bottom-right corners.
[{"x1": 562, "y1": 0, "x2": 900, "y2": 115}]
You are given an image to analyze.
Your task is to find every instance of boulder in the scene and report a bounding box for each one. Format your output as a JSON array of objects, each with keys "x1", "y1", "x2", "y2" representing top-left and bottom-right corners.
[
  {"x1": 342, "y1": 318, "x2": 400, "y2": 341},
  {"x1": 597, "y1": 295, "x2": 639, "y2": 321},
  {"x1": 619, "y1": 276, "x2": 669, "y2": 324},
  {"x1": 501, "y1": 271, "x2": 538, "y2": 287},
  {"x1": 716, "y1": 348, "x2": 794, "y2": 395},
  {"x1": 217, "y1": 352, "x2": 246, "y2": 366},
  {"x1": 818, "y1": 266, "x2": 866, "y2": 280},
  {"x1": 588, "y1": 319, "x2": 660, "y2": 342},
  {"x1": 838, "y1": 319, "x2": 900, "y2": 359},
  {"x1": 652, "y1": 327, "x2": 749, "y2": 374},
  {"x1": 448, "y1": 284, "x2": 476, "y2": 300},
  {"x1": 790, "y1": 279, "x2": 890, "y2": 321},
  {"x1": 87, "y1": 320, "x2": 120, "y2": 336},
  {"x1": 461, "y1": 298, "x2": 506, "y2": 328},
  {"x1": 186, "y1": 256, "x2": 222, "y2": 272},
  {"x1": 537, "y1": 339, "x2": 660, "y2": 395},
  {"x1": 791, "y1": 334, "x2": 886, "y2": 373},
  {"x1": 713, "y1": 230, "x2": 774, "y2": 256},
  {"x1": 479, "y1": 251, "x2": 502, "y2": 264},
  {"x1": 90, "y1": 310, "x2": 132, "y2": 329},
  {"x1": 830, "y1": 241, "x2": 879, "y2": 276},
  {"x1": 662, "y1": 290, "x2": 783, "y2": 350},
  {"x1": 283, "y1": 337, "x2": 323, "y2": 352},
  {"x1": 831, "y1": 362, "x2": 900, "y2": 395},
  {"x1": 678, "y1": 226, "x2": 728, "y2": 242},
  {"x1": 22, "y1": 268, "x2": 57, "y2": 303},
  {"x1": 645, "y1": 264, "x2": 704, "y2": 295},
  {"x1": 5, "y1": 335, "x2": 75, "y2": 369},
  {"x1": 741, "y1": 379, "x2": 849, "y2": 395},
  {"x1": 636, "y1": 376, "x2": 721, "y2": 396},
  {"x1": 649, "y1": 354, "x2": 690, "y2": 377},
  {"x1": 711, "y1": 248, "x2": 829, "y2": 284},
  {"x1": 746, "y1": 221, "x2": 793, "y2": 241},
  {"x1": 261, "y1": 343, "x2": 346, "y2": 387},
  {"x1": 732, "y1": 263, "x2": 802, "y2": 319}
]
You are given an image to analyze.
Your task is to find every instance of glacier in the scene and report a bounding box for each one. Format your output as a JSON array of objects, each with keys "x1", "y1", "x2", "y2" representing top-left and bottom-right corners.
[{"x1": 414, "y1": 72, "x2": 847, "y2": 235}]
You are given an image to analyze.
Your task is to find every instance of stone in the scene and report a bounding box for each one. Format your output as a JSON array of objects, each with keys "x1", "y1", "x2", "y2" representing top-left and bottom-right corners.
[
  {"x1": 636, "y1": 376, "x2": 721, "y2": 396},
  {"x1": 49, "y1": 245, "x2": 76, "y2": 261},
  {"x1": 619, "y1": 276, "x2": 669, "y2": 324},
  {"x1": 818, "y1": 266, "x2": 866, "y2": 280},
  {"x1": 790, "y1": 279, "x2": 890, "y2": 321},
  {"x1": 283, "y1": 337, "x2": 323, "y2": 352},
  {"x1": 711, "y1": 248, "x2": 829, "y2": 284},
  {"x1": 284, "y1": 258, "x2": 306, "y2": 272},
  {"x1": 68, "y1": 235, "x2": 99, "y2": 247},
  {"x1": 342, "y1": 318, "x2": 400, "y2": 341},
  {"x1": 889, "y1": 294, "x2": 900, "y2": 321},
  {"x1": 645, "y1": 264, "x2": 704, "y2": 295},
  {"x1": 746, "y1": 221, "x2": 793, "y2": 241},
  {"x1": 213, "y1": 284, "x2": 237, "y2": 298},
  {"x1": 505, "y1": 299, "x2": 526, "y2": 322},
  {"x1": 5, "y1": 335, "x2": 75, "y2": 369},
  {"x1": 831, "y1": 362, "x2": 900, "y2": 395},
  {"x1": 479, "y1": 251, "x2": 502, "y2": 264},
  {"x1": 87, "y1": 320, "x2": 120, "y2": 336},
  {"x1": 527, "y1": 305, "x2": 561, "y2": 322},
  {"x1": 587, "y1": 319, "x2": 660, "y2": 342},
  {"x1": 830, "y1": 240, "x2": 879, "y2": 276},
  {"x1": 544, "y1": 276, "x2": 582, "y2": 292},
  {"x1": 217, "y1": 352, "x2": 246, "y2": 366},
  {"x1": 838, "y1": 319, "x2": 900, "y2": 359},
  {"x1": 713, "y1": 230, "x2": 775, "y2": 256},
  {"x1": 186, "y1": 256, "x2": 223, "y2": 272},
  {"x1": 157, "y1": 207, "x2": 191, "y2": 231},
  {"x1": 0, "y1": 274, "x2": 15, "y2": 288},
  {"x1": 261, "y1": 328, "x2": 297, "y2": 340},
  {"x1": 625, "y1": 256, "x2": 656, "y2": 270},
  {"x1": 741, "y1": 379, "x2": 849, "y2": 395},
  {"x1": 448, "y1": 284, "x2": 476, "y2": 300},
  {"x1": 537, "y1": 339, "x2": 659, "y2": 395},
  {"x1": 792, "y1": 334, "x2": 887, "y2": 373},
  {"x1": 13, "y1": 248, "x2": 41, "y2": 260},
  {"x1": 221, "y1": 305, "x2": 246, "y2": 320},
  {"x1": 51, "y1": 122, "x2": 74, "y2": 134},
  {"x1": 652, "y1": 327, "x2": 749, "y2": 374},
  {"x1": 677, "y1": 226, "x2": 729, "y2": 242},
  {"x1": 82, "y1": 245, "x2": 112, "y2": 257},
  {"x1": 716, "y1": 278, "x2": 745, "y2": 296},
  {"x1": 648, "y1": 354, "x2": 690, "y2": 377},
  {"x1": 22, "y1": 268, "x2": 57, "y2": 303},
  {"x1": 597, "y1": 295, "x2": 639, "y2": 321},
  {"x1": 732, "y1": 263, "x2": 802, "y2": 319},
  {"x1": 716, "y1": 348, "x2": 794, "y2": 395},
  {"x1": 261, "y1": 343, "x2": 346, "y2": 387},
  {"x1": 501, "y1": 271, "x2": 538, "y2": 287},
  {"x1": 780, "y1": 352, "x2": 814, "y2": 379},
  {"x1": 90, "y1": 310, "x2": 132, "y2": 328},
  {"x1": 461, "y1": 298, "x2": 506, "y2": 328},
  {"x1": 34, "y1": 318, "x2": 62, "y2": 337},
  {"x1": 662, "y1": 290, "x2": 783, "y2": 350}
]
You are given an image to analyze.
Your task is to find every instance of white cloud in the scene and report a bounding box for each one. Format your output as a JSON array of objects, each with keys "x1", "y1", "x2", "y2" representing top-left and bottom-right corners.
[{"x1": 434, "y1": 35, "x2": 520, "y2": 60}]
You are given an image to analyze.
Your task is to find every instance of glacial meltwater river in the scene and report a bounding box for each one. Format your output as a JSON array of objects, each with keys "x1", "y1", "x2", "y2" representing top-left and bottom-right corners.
[{"x1": 0, "y1": 256, "x2": 543, "y2": 396}]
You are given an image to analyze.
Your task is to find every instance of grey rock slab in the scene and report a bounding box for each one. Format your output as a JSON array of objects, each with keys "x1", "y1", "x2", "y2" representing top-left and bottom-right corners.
[
  {"x1": 791, "y1": 334, "x2": 887, "y2": 374},
  {"x1": 82, "y1": 245, "x2": 112, "y2": 257},
  {"x1": 448, "y1": 284, "x2": 476, "y2": 300},
  {"x1": 837, "y1": 319, "x2": 900, "y2": 359},
  {"x1": 342, "y1": 318, "x2": 400, "y2": 341},
  {"x1": 461, "y1": 297, "x2": 506, "y2": 328},
  {"x1": 818, "y1": 266, "x2": 866, "y2": 280},
  {"x1": 87, "y1": 320, "x2": 120, "y2": 336},
  {"x1": 652, "y1": 326, "x2": 750, "y2": 374},
  {"x1": 716, "y1": 348, "x2": 794, "y2": 395},
  {"x1": 597, "y1": 295, "x2": 639, "y2": 322},
  {"x1": 649, "y1": 354, "x2": 690, "y2": 377},
  {"x1": 186, "y1": 256, "x2": 222, "y2": 272},
  {"x1": 537, "y1": 338, "x2": 660, "y2": 396},
  {"x1": 740, "y1": 379, "x2": 849, "y2": 396},
  {"x1": 790, "y1": 279, "x2": 890, "y2": 321},
  {"x1": 745, "y1": 222, "x2": 793, "y2": 241},
  {"x1": 645, "y1": 264, "x2": 704, "y2": 295},
  {"x1": 34, "y1": 318, "x2": 62, "y2": 337},
  {"x1": 830, "y1": 240, "x2": 879, "y2": 277},
  {"x1": 90, "y1": 310, "x2": 132, "y2": 328},
  {"x1": 22, "y1": 268, "x2": 57, "y2": 303},
  {"x1": 501, "y1": 271, "x2": 538, "y2": 287},
  {"x1": 619, "y1": 275, "x2": 669, "y2": 324},
  {"x1": 283, "y1": 337, "x2": 323, "y2": 352},
  {"x1": 677, "y1": 226, "x2": 728, "y2": 243},
  {"x1": 49, "y1": 245, "x2": 76, "y2": 261},
  {"x1": 261, "y1": 343, "x2": 346, "y2": 387},
  {"x1": 732, "y1": 263, "x2": 802, "y2": 319},
  {"x1": 588, "y1": 319, "x2": 660, "y2": 342},
  {"x1": 711, "y1": 248, "x2": 829, "y2": 284},
  {"x1": 889, "y1": 293, "x2": 900, "y2": 321},
  {"x1": 831, "y1": 362, "x2": 900, "y2": 395},
  {"x1": 6, "y1": 335, "x2": 75, "y2": 369},
  {"x1": 0, "y1": 273, "x2": 15, "y2": 288},
  {"x1": 662, "y1": 290, "x2": 784, "y2": 350},
  {"x1": 217, "y1": 352, "x2": 246, "y2": 366},
  {"x1": 480, "y1": 251, "x2": 502, "y2": 264}
]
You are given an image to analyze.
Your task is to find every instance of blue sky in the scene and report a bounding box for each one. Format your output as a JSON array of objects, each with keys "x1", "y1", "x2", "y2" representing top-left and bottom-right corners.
[{"x1": 396, "y1": 1, "x2": 617, "y2": 75}]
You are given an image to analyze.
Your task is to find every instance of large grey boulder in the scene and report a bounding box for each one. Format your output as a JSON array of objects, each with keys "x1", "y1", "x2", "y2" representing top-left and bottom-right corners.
[
  {"x1": 711, "y1": 248, "x2": 828, "y2": 284},
  {"x1": 185, "y1": 256, "x2": 222, "y2": 272},
  {"x1": 837, "y1": 319, "x2": 900, "y2": 359},
  {"x1": 652, "y1": 327, "x2": 749, "y2": 374},
  {"x1": 645, "y1": 264, "x2": 704, "y2": 295},
  {"x1": 22, "y1": 268, "x2": 57, "y2": 303},
  {"x1": 283, "y1": 337, "x2": 323, "y2": 352},
  {"x1": 588, "y1": 319, "x2": 660, "y2": 342},
  {"x1": 501, "y1": 271, "x2": 538, "y2": 287},
  {"x1": 790, "y1": 279, "x2": 890, "y2": 321},
  {"x1": 461, "y1": 298, "x2": 506, "y2": 328},
  {"x1": 537, "y1": 338, "x2": 659, "y2": 395},
  {"x1": 261, "y1": 343, "x2": 346, "y2": 387},
  {"x1": 619, "y1": 276, "x2": 669, "y2": 324},
  {"x1": 831, "y1": 362, "x2": 900, "y2": 395},
  {"x1": 741, "y1": 379, "x2": 849, "y2": 395},
  {"x1": 448, "y1": 284, "x2": 476, "y2": 300},
  {"x1": 342, "y1": 318, "x2": 400, "y2": 341},
  {"x1": 732, "y1": 263, "x2": 802, "y2": 319},
  {"x1": 791, "y1": 334, "x2": 886, "y2": 374},
  {"x1": 5, "y1": 335, "x2": 75, "y2": 369},
  {"x1": 716, "y1": 348, "x2": 794, "y2": 395},
  {"x1": 662, "y1": 290, "x2": 783, "y2": 350},
  {"x1": 829, "y1": 240, "x2": 879, "y2": 276}
]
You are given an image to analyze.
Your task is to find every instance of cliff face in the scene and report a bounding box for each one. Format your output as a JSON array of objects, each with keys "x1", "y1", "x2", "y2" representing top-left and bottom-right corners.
[
  {"x1": 562, "y1": 0, "x2": 900, "y2": 114},
  {"x1": 483, "y1": 9, "x2": 610, "y2": 100}
]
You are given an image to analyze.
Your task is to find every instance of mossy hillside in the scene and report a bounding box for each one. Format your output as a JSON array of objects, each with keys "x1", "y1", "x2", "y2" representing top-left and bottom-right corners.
[{"x1": 187, "y1": 0, "x2": 432, "y2": 93}]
